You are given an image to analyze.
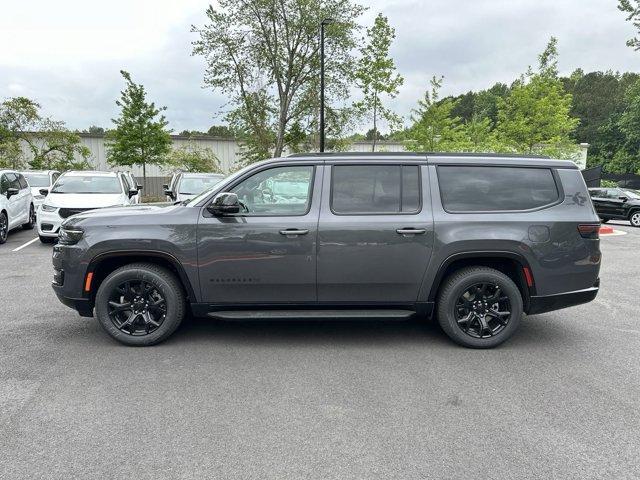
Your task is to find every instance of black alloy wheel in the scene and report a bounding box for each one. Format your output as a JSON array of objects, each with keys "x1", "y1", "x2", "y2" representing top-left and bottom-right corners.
[
  {"x1": 107, "y1": 280, "x2": 167, "y2": 336},
  {"x1": 0, "y1": 212, "x2": 7, "y2": 244},
  {"x1": 454, "y1": 283, "x2": 511, "y2": 339},
  {"x1": 95, "y1": 263, "x2": 185, "y2": 346},
  {"x1": 436, "y1": 266, "x2": 523, "y2": 348}
]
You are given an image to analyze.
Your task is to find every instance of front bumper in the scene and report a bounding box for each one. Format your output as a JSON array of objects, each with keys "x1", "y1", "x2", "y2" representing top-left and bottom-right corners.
[
  {"x1": 37, "y1": 209, "x2": 62, "y2": 237},
  {"x1": 528, "y1": 280, "x2": 599, "y2": 315},
  {"x1": 52, "y1": 243, "x2": 94, "y2": 317},
  {"x1": 53, "y1": 288, "x2": 94, "y2": 317}
]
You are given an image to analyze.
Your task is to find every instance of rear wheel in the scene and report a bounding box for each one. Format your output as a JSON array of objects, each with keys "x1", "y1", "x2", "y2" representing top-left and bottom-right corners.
[
  {"x1": 22, "y1": 204, "x2": 35, "y2": 229},
  {"x1": 436, "y1": 267, "x2": 523, "y2": 348},
  {"x1": 629, "y1": 211, "x2": 640, "y2": 227},
  {"x1": 0, "y1": 212, "x2": 7, "y2": 244},
  {"x1": 95, "y1": 263, "x2": 185, "y2": 346}
]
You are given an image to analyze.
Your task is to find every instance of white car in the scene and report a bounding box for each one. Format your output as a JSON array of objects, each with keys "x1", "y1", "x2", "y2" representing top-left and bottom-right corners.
[
  {"x1": 0, "y1": 170, "x2": 36, "y2": 244},
  {"x1": 119, "y1": 171, "x2": 143, "y2": 204},
  {"x1": 21, "y1": 170, "x2": 60, "y2": 210},
  {"x1": 164, "y1": 172, "x2": 225, "y2": 203},
  {"x1": 37, "y1": 171, "x2": 137, "y2": 243}
]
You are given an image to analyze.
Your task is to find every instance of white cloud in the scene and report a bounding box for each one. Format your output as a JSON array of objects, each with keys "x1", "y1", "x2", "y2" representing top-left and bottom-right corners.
[{"x1": 1, "y1": 0, "x2": 638, "y2": 132}]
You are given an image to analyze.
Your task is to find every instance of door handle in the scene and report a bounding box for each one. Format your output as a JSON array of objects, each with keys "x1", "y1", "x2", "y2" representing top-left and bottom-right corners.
[
  {"x1": 396, "y1": 228, "x2": 426, "y2": 235},
  {"x1": 279, "y1": 229, "x2": 309, "y2": 236}
]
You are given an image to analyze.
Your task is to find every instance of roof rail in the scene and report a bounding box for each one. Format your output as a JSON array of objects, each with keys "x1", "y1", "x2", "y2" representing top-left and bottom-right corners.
[{"x1": 287, "y1": 151, "x2": 551, "y2": 159}]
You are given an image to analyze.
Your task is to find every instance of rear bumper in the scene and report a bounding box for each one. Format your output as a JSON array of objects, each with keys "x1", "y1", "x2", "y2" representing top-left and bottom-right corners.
[{"x1": 527, "y1": 280, "x2": 599, "y2": 315}]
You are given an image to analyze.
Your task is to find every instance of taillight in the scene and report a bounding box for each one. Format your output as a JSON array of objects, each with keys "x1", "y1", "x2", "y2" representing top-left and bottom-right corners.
[{"x1": 577, "y1": 224, "x2": 600, "y2": 239}]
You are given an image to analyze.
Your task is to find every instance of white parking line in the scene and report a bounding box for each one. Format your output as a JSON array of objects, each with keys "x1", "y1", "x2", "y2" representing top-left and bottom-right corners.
[{"x1": 12, "y1": 237, "x2": 39, "y2": 252}]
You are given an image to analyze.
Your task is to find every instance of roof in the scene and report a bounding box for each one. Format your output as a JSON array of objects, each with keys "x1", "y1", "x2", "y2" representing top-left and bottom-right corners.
[
  {"x1": 20, "y1": 170, "x2": 59, "y2": 174},
  {"x1": 180, "y1": 172, "x2": 225, "y2": 177},
  {"x1": 62, "y1": 170, "x2": 119, "y2": 177},
  {"x1": 286, "y1": 151, "x2": 578, "y2": 169}
]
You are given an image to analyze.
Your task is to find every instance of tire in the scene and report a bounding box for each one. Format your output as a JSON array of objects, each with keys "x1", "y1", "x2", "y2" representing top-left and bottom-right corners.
[
  {"x1": 94, "y1": 262, "x2": 185, "y2": 346},
  {"x1": 39, "y1": 235, "x2": 55, "y2": 244},
  {"x1": 629, "y1": 210, "x2": 640, "y2": 228},
  {"x1": 0, "y1": 212, "x2": 7, "y2": 244},
  {"x1": 22, "y1": 204, "x2": 35, "y2": 229},
  {"x1": 436, "y1": 267, "x2": 523, "y2": 349},
  {"x1": 600, "y1": 218, "x2": 609, "y2": 224}
]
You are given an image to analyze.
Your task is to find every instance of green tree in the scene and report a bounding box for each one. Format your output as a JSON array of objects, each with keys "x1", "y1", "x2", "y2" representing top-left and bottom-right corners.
[
  {"x1": 192, "y1": 0, "x2": 365, "y2": 162},
  {"x1": 619, "y1": 0, "x2": 640, "y2": 50},
  {"x1": 407, "y1": 76, "x2": 464, "y2": 151},
  {"x1": 166, "y1": 142, "x2": 223, "y2": 173},
  {"x1": 105, "y1": 70, "x2": 172, "y2": 189},
  {"x1": 207, "y1": 125, "x2": 236, "y2": 137},
  {"x1": 353, "y1": 13, "x2": 403, "y2": 151},
  {"x1": 494, "y1": 37, "x2": 579, "y2": 156},
  {"x1": 0, "y1": 97, "x2": 90, "y2": 170},
  {"x1": 605, "y1": 79, "x2": 640, "y2": 173}
]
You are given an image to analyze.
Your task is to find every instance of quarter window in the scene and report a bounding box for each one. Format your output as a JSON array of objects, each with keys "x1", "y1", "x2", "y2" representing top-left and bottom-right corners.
[
  {"x1": 230, "y1": 165, "x2": 314, "y2": 216},
  {"x1": 331, "y1": 165, "x2": 420, "y2": 214},
  {"x1": 438, "y1": 166, "x2": 559, "y2": 212}
]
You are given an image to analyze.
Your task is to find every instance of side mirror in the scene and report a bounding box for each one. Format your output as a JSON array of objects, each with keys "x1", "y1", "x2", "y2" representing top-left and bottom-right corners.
[
  {"x1": 162, "y1": 184, "x2": 169, "y2": 190},
  {"x1": 207, "y1": 192, "x2": 240, "y2": 216},
  {"x1": 619, "y1": 196, "x2": 628, "y2": 202},
  {"x1": 164, "y1": 189, "x2": 175, "y2": 200},
  {"x1": 137, "y1": 184, "x2": 143, "y2": 191},
  {"x1": 128, "y1": 189, "x2": 138, "y2": 198},
  {"x1": 6, "y1": 187, "x2": 19, "y2": 199},
  {"x1": 39, "y1": 188, "x2": 49, "y2": 196}
]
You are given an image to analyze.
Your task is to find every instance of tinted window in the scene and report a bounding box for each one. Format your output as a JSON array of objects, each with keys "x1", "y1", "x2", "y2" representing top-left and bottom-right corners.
[
  {"x1": 332, "y1": 165, "x2": 420, "y2": 214},
  {"x1": 6, "y1": 173, "x2": 20, "y2": 190},
  {"x1": 51, "y1": 175, "x2": 122, "y2": 194},
  {"x1": 0, "y1": 175, "x2": 8, "y2": 194},
  {"x1": 589, "y1": 189, "x2": 604, "y2": 198},
  {"x1": 17, "y1": 174, "x2": 28, "y2": 189},
  {"x1": 231, "y1": 166, "x2": 313, "y2": 215},
  {"x1": 438, "y1": 166, "x2": 559, "y2": 212}
]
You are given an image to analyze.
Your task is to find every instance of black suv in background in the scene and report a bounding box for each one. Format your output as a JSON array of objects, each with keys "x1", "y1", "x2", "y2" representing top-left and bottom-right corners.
[
  {"x1": 588, "y1": 187, "x2": 640, "y2": 227},
  {"x1": 51, "y1": 153, "x2": 601, "y2": 348}
]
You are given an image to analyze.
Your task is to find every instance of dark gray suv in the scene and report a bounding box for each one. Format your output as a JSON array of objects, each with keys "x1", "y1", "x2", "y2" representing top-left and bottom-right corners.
[{"x1": 51, "y1": 153, "x2": 601, "y2": 348}]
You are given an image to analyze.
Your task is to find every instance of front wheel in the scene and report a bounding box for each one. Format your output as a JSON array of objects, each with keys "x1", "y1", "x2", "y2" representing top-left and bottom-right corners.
[
  {"x1": 95, "y1": 263, "x2": 185, "y2": 346},
  {"x1": 436, "y1": 267, "x2": 523, "y2": 348},
  {"x1": 0, "y1": 212, "x2": 7, "y2": 244},
  {"x1": 22, "y1": 204, "x2": 35, "y2": 229},
  {"x1": 629, "y1": 211, "x2": 640, "y2": 227}
]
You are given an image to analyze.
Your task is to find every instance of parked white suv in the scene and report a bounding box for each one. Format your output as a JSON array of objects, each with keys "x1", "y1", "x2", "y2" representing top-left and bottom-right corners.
[
  {"x1": 21, "y1": 170, "x2": 60, "y2": 211},
  {"x1": 37, "y1": 171, "x2": 137, "y2": 243},
  {"x1": 163, "y1": 172, "x2": 225, "y2": 203},
  {"x1": 0, "y1": 170, "x2": 36, "y2": 244},
  {"x1": 119, "y1": 171, "x2": 143, "y2": 204}
]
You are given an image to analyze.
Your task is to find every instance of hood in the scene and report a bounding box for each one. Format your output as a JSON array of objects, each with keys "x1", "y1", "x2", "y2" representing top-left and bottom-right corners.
[
  {"x1": 44, "y1": 193, "x2": 124, "y2": 209},
  {"x1": 64, "y1": 203, "x2": 177, "y2": 222},
  {"x1": 176, "y1": 193, "x2": 197, "y2": 202}
]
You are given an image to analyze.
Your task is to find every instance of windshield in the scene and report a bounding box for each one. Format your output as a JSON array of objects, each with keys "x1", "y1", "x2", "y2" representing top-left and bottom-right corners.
[
  {"x1": 623, "y1": 189, "x2": 640, "y2": 199},
  {"x1": 51, "y1": 175, "x2": 122, "y2": 194},
  {"x1": 23, "y1": 173, "x2": 50, "y2": 187},
  {"x1": 179, "y1": 176, "x2": 223, "y2": 194}
]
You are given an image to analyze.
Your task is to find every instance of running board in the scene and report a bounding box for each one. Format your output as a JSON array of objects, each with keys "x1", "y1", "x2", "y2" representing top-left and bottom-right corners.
[{"x1": 207, "y1": 309, "x2": 416, "y2": 321}]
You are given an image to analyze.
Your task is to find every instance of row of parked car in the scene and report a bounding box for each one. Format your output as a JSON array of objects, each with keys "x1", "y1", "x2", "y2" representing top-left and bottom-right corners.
[{"x1": 0, "y1": 168, "x2": 226, "y2": 244}]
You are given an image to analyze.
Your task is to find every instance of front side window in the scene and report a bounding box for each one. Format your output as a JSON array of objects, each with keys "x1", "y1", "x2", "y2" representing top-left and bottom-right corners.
[
  {"x1": 438, "y1": 166, "x2": 559, "y2": 212},
  {"x1": 622, "y1": 189, "x2": 640, "y2": 200},
  {"x1": 6, "y1": 173, "x2": 20, "y2": 190},
  {"x1": 51, "y1": 175, "x2": 122, "y2": 194},
  {"x1": 331, "y1": 165, "x2": 420, "y2": 214},
  {"x1": 230, "y1": 166, "x2": 314, "y2": 216},
  {"x1": 17, "y1": 174, "x2": 28, "y2": 189}
]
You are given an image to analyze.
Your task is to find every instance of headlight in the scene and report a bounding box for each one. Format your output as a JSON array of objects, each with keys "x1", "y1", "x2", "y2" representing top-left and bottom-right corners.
[
  {"x1": 58, "y1": 226, "x2": 84, "y2": 245},
  {"x1": 41, "y1": 204, "x2": 57, "y2": 212}
]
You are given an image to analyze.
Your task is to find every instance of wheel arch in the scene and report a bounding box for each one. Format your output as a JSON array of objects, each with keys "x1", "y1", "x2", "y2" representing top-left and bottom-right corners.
[
  {"x1": 86, "y1": 250, "x2": 197, "y2": 303},
  {"x1": 427, "y1": 251, "x2": 534, "y2": 312}
]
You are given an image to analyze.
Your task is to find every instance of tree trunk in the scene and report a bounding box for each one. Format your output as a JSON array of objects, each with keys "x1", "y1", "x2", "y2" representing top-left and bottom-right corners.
[
  {"x1": 372, "y1": 93, "x2": 378, "y2": 153},
  {"x1": 142, "y1": 161, "x2": 147, "y2": 196}
]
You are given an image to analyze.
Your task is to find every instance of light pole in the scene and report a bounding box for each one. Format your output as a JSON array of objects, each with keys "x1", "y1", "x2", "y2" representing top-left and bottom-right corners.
[{"x1": 320, "y1": 18, "x2": 333, "y2": 153}]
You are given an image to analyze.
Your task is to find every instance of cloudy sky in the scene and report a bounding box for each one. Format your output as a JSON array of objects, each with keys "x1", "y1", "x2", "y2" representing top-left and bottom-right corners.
[{"x1": 1, "y1": 0, "x2": 638, "y2": 133}]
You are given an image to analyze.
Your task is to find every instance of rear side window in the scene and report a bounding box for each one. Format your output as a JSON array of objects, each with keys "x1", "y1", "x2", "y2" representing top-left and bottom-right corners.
[
  {"x1": 331, "y1": 165, "x2": 420, "y2": 214},
  {"x1": 438, "y1": 166, "x2": 559, "y2": 212}
]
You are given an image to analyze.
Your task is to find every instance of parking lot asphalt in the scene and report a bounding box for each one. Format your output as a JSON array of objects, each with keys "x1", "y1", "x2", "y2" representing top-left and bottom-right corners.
[{"x1": 1, "y1": 223, "x2": 639, "y2": 480}]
